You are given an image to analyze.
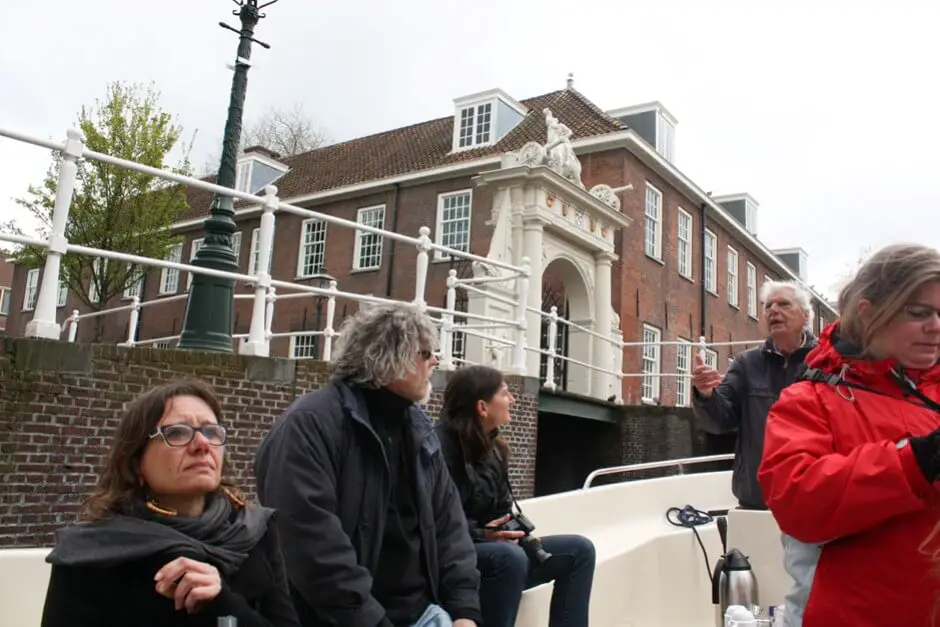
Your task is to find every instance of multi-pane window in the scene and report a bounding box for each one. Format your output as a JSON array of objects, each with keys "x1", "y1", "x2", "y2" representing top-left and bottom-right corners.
[
  {"x1": 124, "y1": 266, "x2": 144, "y2": 299},
  {"x1": 57, "y1": 278, "x2": 68, "y2": 307},
  {"x1": 249, "y1": 228, "x2": 272, "y2": 275},
  {"x1": 745, "y1": 199, "x2": 758, "y2": 235},
  {"x1": 89, "y1": 258, "x2": 107, "y2": 303},
  {"x1": 436, "y1": 191, "x2": 472, "y2": 260},
  {"x1": 354, "y1": 205, "x2": 385, "y2": 270},
  {"x1": 0, "y1": 287, "x2": 10, "y2": 315},
  {"x1": 457, "y1": 103, "x2": 493, "y2": 148},
  {"x1": 704, "y1": 230, "x2": 717, "y2": 294},
  {"x1": 451, "y1": 319, "x2": 466, "y2": 365},
  {"x1": 160, "y1": 244, "x2": 182, "y2": 295},
  {"x1": 677, "y1": 208, "x2": 692, "y2": 279},
  {"x1": 705, "y1": 348, "x2": 719, "y2": 370},
  {"x1": 676, "y1": 339, "x2": 691, "y2": 407},
  {"x1": 644, "y1": 184, "x2": 663, "y2": 260},
  {"x1": 23, "y1": 269, "x2": 39, "y2": 310},
  {"x1": 747, "y1": 262, "x2": 758, "y2": 318},
  {"x1": 727, "y1": 247, "x2": 739, "y2": 307},
  {"x1": 656, "y1": 113, "x2": 676, "y2": 162},
  {"x1": 641, "y1": 324, "x2": 662, "y2": 402},
  {"x1": 186, "y1": 239, "x2": 204, "y2": 289},
  {"x1": 232, "y1": 231, "x2": 243, "y2": 265},
  {"x1": 236, "y1": 161, "x2": 252, "y2": 193},
  {"x1": 298, "y1": 219, "x2": 327, "y2": 276},
  {"x1": 291, "y1": 334, "x2": 318, "y2": 359}
]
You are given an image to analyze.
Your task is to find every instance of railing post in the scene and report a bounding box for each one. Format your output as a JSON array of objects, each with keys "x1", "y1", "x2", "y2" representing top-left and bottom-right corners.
[
  {"x1": 413, "y1": 226, "x2": 431, "y2": 312},
  {"x1": 440, "y1": 269, "x2": 457, "y2": 371},
  {"x1": 67, "y1": 310, "x2": 79, "y2": 342},
  {"x1": 123, "y1": 296, "x2": 141, "y2": 346},
  {"x1": 544, "y1": 306, "x2": 558, "y2": 390},
  {"x1": 264, "y1": 287, "x2": 276, "y2": 340},
  {"x1": 241, "y1": 185, "x2": 278, "y2": 356},
  {"x1": 26, "y1": 128, "x2": 84, "y2": 340},
  {"x1": 698, "y1": 335, "x2": 707, "y2": 361},
  {"x1": 513, "y1": 258, "x2": 530, "y2": 376},
  {"x1": 322, "y1": 280, "x2": 337, "y2": 361}
]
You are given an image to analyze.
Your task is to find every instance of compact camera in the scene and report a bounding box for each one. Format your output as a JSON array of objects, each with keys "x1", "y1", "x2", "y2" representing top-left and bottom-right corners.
[{"x1": 498, "y1": 512, "x2": 553, "y2": 565}]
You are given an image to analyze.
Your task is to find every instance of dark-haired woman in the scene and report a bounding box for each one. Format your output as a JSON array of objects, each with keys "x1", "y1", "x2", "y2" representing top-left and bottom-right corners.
[
  {"x1": 435, "y1": 365, "x2": 596, "y2": 627},
  {"x1": 40, "y1": 379, "x2": 300, "y2": 627}
]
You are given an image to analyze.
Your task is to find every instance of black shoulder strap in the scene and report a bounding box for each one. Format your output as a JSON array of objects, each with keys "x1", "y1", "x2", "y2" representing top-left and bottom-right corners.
[{"x1": 799, "y1": 367, "x2": 940, "y2": 413}]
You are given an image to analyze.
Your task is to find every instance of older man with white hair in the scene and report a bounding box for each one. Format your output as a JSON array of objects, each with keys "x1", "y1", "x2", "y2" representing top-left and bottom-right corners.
[{"x1": 691, "y1": 279, "x2": 818, "y2": 627}]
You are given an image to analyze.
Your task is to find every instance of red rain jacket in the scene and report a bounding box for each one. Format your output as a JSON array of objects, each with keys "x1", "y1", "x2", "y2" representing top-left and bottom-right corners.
[{"x1": 758, "y1": 322, "x2": 940, "y2": 626}]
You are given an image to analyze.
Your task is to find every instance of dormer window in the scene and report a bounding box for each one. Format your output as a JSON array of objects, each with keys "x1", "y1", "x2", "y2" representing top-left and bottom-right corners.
[
  {"x1": 606, "y1": 101, "x2": 678, "y2": 163},
  {"x1": 458, "y1": 103, "x2": 492, "y2": 148},
  {"x1": 655, "y1": 113, "x2": 675, "y2": 162},
  {"x1": 745, "y1": 198, "x2": 758, "y2": 235},
  {"x1": 452, "y1": 89, "x2": 527, "y2": 153},
  {"x1": 234, "y1": 147, "x2": 289, "y2": 195}
]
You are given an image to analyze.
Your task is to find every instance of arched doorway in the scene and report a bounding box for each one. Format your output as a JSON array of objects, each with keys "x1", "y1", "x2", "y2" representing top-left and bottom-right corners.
[{"x1": 540, "y1": 256, "x2": 592, "y2": 396}]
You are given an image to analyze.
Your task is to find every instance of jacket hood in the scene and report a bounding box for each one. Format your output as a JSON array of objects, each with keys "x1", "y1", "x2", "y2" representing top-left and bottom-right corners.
[{"x1": 805, "y1": 321, "x2": 940, "y2": 385}]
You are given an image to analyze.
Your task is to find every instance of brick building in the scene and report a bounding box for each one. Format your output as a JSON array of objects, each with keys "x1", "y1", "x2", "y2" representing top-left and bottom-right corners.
[{"x1": 7, "y1": 83, "x2": 836, "y2": 405}]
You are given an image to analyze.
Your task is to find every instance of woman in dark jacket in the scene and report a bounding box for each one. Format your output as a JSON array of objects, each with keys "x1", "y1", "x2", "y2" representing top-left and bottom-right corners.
[
  {"x1": 435, "y1": 365, "x2": 596, "y2": 627},
  {"x1": 40, "y1": 379, "x2": 300, "y2": 627}
]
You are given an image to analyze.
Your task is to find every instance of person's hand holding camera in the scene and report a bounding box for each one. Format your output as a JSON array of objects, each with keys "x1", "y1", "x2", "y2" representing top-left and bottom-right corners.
[{"x1": 483, "y1": 513, "x2": 525, "y2": 542}]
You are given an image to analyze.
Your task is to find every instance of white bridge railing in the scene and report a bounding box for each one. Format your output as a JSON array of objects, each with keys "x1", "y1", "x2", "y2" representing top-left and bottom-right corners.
[{"x1": 1, "y1": 125, "x2": 767, "y2": 403}]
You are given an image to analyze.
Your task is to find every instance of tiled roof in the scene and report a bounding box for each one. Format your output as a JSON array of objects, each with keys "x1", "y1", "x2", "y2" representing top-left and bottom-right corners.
[{"x1": 178, "y1": 88, "x2": 625, "y2": 222}]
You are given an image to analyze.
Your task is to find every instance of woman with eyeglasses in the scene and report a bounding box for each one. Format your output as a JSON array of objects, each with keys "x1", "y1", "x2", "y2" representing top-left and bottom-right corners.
[{"x1": 40, "y1": 379, "x2": 300, "y2": 627}]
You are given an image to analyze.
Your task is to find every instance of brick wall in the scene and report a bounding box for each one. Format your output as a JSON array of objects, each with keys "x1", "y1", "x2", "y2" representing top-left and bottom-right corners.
[{"x1": 0, "y1": 336, "x2": 540, "y2": 548}]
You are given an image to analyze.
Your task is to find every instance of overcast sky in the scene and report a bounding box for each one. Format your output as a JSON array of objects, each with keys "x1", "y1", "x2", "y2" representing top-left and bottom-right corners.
[{"x1": 1, "y1": 0, "x2": 937, "y2": 298}]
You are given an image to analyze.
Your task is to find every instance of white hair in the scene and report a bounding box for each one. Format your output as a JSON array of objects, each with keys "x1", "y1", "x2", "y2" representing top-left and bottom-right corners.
[{"x1": 759, "y1": 279, "x2": 815, "y2": 330}]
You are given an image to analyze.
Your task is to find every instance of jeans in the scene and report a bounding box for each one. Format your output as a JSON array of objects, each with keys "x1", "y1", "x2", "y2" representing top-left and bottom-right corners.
[
  {"x1": 410, "y1": 603, "x2": 453, "y2": 627},
  {"x1": 474, "y1": 534, "x2": 596, "y2": 627}
]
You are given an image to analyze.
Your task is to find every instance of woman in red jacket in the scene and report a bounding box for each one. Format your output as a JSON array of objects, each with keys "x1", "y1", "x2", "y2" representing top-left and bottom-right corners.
[{"x1": 758, "y1": 243, "x2": 940, "y2": 626}]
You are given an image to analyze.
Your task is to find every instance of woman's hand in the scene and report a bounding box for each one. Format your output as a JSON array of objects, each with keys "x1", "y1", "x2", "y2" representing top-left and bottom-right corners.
[
  {"x1": 154, "y1": 556, "x2": 222, "y2": 613},
  {"x1": 482, "y1": 514, "x2": 525, "y2": 542}
]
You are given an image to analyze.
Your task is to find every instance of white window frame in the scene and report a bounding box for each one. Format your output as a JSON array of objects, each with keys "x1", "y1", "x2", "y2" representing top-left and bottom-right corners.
[
  {"x1": 0, "y1": 286, "x2": 10, "y2": 316},
  {"x1": 435, "y1": 190, "x2": 472, "y2": 261},
  {"x1": 249, "y1": 228, "x2": 272, "y2": 275},
  {"x1": 185, "y1": 238, "x2": 204, "y2": 290},
  {"x1": 235, "y1": 160, "x2": 252, "y2": 193},
  {"x1": 231, "y1": 231, "x2": 243, "y2": 266},
  {"x1": 641, "y1": 324, "x2": 662, "y2": 403},
  {"x1": 159, "y1": 244, "x2": 182, "y2": 295},
  {"x1": 644, "y1": 183, "x2": 663, "y2": 260},
  {"x1": 297, "y1": 219, "x2": 328, "y2": 277},
  {"x1": 705, "y1": 348, "x2": 719, "y2": 371},
  {"x1": 353, "y1": 205, "x2": 386, "y2": 271},
  {"x1": 676, "y1": 339, "x2": 691, "y2": 407},
  {"x1": 677, "y1": 207, "x2": 693, "y2": 279},
  {"x1": 89, "y1": 258, "x2": 107, "y2": 303},
  {"x1": 23, "y1": 268, "x2": 39, "y2": 311},
  {"x1": 747, "y1": 262, "x2": 758, "y2": 318},
  {"x1": 727, "y1": 247, "x2": 739, "y2": 308},
  {"x1": 656, "y1": 113, "x2": 676, "y2": 162},
  {"x1": 123, "y1": 265, "x2": 144, "y2": 300},
  {"x1": 704, "y1": 229, "x2": 717, "y2": 295},
  {"x1": 745, "y1": 199, "x2": 758, "y2": 235},
  {"x1": 289, "y1": 334, "x2": 319, "y2": 359},
  {"x1": 57, "y1": 278, "x2": 68, "y2": 308},
  {"x1": 455, "y1": 102, "x2": 493, "y2": 150}
]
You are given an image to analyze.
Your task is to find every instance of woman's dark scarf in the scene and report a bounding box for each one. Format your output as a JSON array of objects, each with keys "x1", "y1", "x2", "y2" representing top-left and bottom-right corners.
[{"x1": 45, "y1": 492, "x2": 274, "y2": 578}]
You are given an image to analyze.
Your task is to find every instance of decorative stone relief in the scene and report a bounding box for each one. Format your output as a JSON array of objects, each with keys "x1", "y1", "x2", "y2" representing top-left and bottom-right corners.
[
  {"x1": 589, "y1": 184, "x2": 621, "y2": 212},
  {"x1": 501, "y1": 108, "x2": 585, "y2": 189}
]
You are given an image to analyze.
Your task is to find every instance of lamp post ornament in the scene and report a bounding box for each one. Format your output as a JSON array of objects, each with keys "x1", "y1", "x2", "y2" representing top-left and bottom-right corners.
[{"x1": 178, "y1": 0, "x2": 277, "y2": 352}]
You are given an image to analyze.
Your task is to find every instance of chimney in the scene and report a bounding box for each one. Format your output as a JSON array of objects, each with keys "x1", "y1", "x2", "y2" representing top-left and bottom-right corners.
[
  {"x1": 566, "y1": 73, "x2": 574, "y2": 90},
  {"x1": 243, "y1": 144, "x2": 281, "y2": 160}
]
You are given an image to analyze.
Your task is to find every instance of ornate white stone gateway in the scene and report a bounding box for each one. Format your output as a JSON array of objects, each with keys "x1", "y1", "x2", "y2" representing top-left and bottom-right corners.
[{"x1": 467, "y1": 109, "x2": 633, "y2": 399}]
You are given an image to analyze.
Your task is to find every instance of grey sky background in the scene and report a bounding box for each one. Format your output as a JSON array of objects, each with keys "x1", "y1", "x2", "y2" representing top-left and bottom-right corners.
[{"x1": 1, "y1": 0, "x2": 937, "y2": 298}]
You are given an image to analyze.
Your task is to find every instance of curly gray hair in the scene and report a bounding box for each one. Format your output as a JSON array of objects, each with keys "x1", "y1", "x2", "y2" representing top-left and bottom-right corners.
[
  {"x1": 331, "y1": 303, "x2": 439, "y2": 388},
  {"x1": 759, "y1": 279, "x2": 815, "y2": 331}
]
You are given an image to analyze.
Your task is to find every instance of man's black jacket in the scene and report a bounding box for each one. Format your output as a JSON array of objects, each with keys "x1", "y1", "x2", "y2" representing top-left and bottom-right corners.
[{"x1": 254, "y1": 380, "x2": 481, "y2": 627}]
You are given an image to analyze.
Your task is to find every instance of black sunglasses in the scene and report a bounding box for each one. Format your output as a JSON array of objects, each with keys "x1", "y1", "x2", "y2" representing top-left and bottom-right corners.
[{"x1": 148, "y1": 423, "x2": 228, "y2": 447}]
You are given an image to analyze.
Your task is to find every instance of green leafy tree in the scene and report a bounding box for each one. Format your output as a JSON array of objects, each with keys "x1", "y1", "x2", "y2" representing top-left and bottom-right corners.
[{"x1": 10, "y1": 81, "x2": 192, "y2": 340}]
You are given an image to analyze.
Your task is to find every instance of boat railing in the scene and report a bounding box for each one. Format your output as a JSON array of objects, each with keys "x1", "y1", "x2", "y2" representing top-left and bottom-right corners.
[{"x1": 582, "y1": 453, "x2": 735, "y2": 489}]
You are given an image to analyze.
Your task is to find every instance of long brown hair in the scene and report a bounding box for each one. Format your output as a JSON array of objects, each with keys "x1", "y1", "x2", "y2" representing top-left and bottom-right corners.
[
  {"x1": 440, "y1": 365, "x2": 510, "y2": 465},
  {"x1": 78, "y1": 379, "x2": 242, "y2": 522},
  {"x1": 838, "y1": 243, "x2": 940, "y2": 352}
]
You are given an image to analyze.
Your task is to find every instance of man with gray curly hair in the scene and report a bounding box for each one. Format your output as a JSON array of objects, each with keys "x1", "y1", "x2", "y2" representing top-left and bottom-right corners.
[{"x1": 255, "y1": 304, "x2": 481, "y2": 627}]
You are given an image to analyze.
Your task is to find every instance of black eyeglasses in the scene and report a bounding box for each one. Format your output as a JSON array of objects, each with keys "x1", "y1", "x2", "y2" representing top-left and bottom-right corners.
[{"x1": 148, "y1": 423, "x2": 228, "y2": 447}]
